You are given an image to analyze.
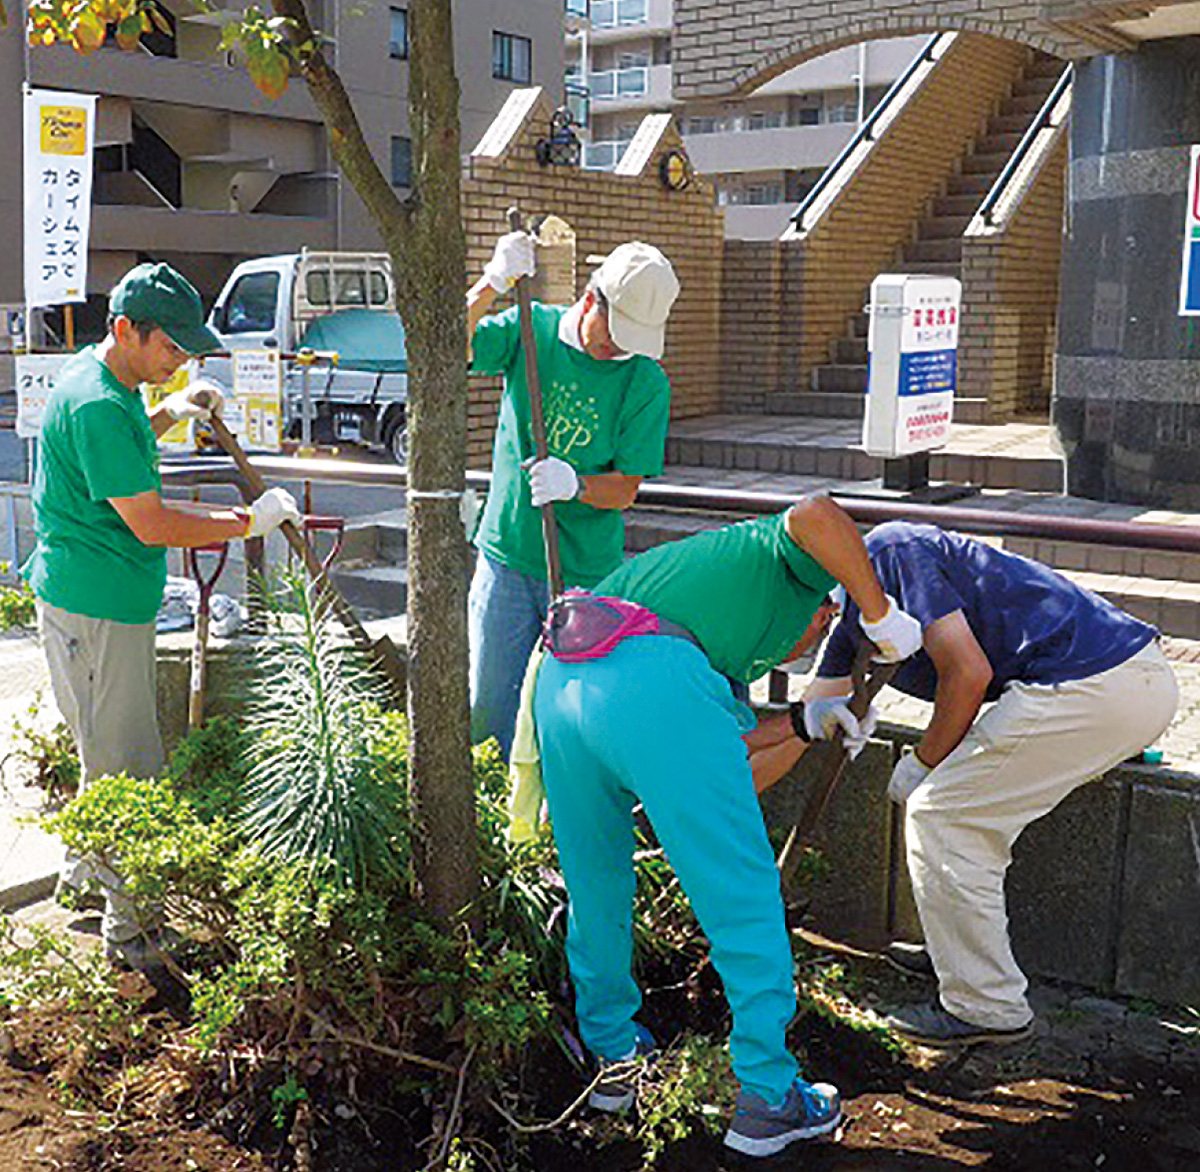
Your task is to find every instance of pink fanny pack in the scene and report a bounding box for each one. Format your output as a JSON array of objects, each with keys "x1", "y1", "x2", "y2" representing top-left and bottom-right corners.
[{"x1": 543, "y1": 588, "x2": 662, "y2": 662}]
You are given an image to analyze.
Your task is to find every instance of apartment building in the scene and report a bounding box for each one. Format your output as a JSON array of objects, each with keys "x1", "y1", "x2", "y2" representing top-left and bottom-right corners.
[
  {"x1": 564, "y1": 0, "x2": 922, "y2": 238},
  {"x1": 0, "y1": 0, "x2": 564, "y2": 347}
]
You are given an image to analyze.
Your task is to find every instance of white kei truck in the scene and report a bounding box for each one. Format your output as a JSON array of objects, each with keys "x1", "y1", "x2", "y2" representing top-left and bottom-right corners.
[{"x1": 201, "y1": 250, "x2": 409, "y2": 461}]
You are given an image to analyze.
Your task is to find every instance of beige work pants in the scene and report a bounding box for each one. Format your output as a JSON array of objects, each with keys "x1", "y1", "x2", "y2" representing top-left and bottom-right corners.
[
  {"x1": 906, "y1": 641, "x2": 1178, "y2": 1030},
  {"x1": 38, "y1": 600, "x2": 164, "y2": 944}
]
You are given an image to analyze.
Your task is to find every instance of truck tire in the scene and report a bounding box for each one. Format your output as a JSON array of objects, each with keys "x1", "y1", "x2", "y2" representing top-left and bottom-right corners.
[{"x1": 384, "y1": 410, "x2": 409, "y2": 465}]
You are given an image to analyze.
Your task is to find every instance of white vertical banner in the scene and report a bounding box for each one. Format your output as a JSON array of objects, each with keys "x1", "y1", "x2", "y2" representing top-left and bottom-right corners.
[{"x1": 23, "y1": 88, "x2": 97, "y2": 310}]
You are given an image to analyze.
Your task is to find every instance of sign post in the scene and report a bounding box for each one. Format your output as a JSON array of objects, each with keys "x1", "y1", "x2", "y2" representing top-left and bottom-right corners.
[
  {"x1": 232, "y1": 350, "x2": 284, "y2": 452},
  {"x1": 861, "y1": 273, "x2": 974, "y2": 501}
]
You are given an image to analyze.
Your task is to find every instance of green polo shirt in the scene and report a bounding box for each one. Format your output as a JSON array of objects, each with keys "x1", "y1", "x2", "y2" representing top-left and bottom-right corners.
[
  {"x1": 594, "y1": 511, "x2": 838, "y2": 683},
  {"x1": 23, "y1": 348, "x2": 166, "y2": 624},
  {"x1": 471, "y1": 302, "x2": 671, "y2": 587}
]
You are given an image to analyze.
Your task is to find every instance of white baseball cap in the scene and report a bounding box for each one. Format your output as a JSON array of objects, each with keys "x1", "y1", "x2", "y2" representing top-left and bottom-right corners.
[{"x1": 593, "y1": 242, "x2": 680, "y2": 360}]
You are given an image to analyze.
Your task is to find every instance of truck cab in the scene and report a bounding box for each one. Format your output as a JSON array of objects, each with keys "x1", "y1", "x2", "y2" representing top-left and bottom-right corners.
[{"x1": 204, "y1": 251, "x2": 409, "y2": 460}]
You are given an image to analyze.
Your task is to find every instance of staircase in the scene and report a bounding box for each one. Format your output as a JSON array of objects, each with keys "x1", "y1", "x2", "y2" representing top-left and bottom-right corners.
[{"x1": 806, "y1": 52, "x2": 1066, "y2": 424}]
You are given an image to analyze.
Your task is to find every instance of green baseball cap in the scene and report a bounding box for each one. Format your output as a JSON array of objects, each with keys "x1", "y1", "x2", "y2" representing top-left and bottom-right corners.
[{"x1": 109, "y1": 262, "x2": 222, "y2": 355}]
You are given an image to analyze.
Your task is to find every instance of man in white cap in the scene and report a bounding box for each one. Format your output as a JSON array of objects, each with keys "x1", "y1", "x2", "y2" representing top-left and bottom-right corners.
[{"x1": 466, "y1": 233, "x2": 680, "y2": 757}]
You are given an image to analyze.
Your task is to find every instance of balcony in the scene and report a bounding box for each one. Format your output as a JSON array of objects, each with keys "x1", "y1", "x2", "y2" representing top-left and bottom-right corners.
[
  {"x1": 580, "y1": 0, "x2": 671, "y2": 41},
  {"x1": 91, "y1": 204, "x2": 335, "y2": 255},
  {"x1": 588, "y1": 62, "x2": 673, "y2": 110},
  {"x1": 684, "y1": 122, "x2": 856, "y2": 175}
]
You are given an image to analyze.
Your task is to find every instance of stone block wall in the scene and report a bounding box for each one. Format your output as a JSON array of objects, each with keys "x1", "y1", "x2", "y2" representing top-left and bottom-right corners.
[
  {"x1": 960, "y1": 129, "x2": 1068, "y2": 420},
  {"x1": 462, "y1": 89, "x2": 725, "y2": 468},
  {"x1": 720, "y1": 241, "x2": 784, "y2": 415}
]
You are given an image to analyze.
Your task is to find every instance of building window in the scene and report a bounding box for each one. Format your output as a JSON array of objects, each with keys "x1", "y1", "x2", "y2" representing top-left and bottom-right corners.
[
  {"x1": 389, "y1": 7, "x2": 408, "y2": 59},
  {"x1": 492, "y1": 31, "x2": 532, "y2": 83},
  {"x1": 391, "y1": 136, "x2": 412, "y2": 187}
]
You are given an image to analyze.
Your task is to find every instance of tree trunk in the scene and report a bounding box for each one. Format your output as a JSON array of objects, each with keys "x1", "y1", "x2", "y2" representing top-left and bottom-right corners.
[
  {"x1": 396, "y1": 0, "x2": 478, "y2": 924},
  {"x1": 278, "y1": 0, "x2": 478, "y2": 922}
]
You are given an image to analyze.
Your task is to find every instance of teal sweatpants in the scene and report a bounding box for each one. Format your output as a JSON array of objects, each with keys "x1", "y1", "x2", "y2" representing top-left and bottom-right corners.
[{"x1": 534, "y1": 635, "x2": 800, "y2": 1103}]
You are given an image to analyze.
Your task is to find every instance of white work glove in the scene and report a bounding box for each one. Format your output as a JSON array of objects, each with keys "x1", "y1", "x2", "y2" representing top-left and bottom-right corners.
[
  {"x1": 527, "y1": 456, "x2": 579, "y2": 507},
  {"x1": 861, "y1": 595, "x2": 923, "y2": 663},
  {"x1": 791, "y1": 697, "x2": 864, "y2": 754},
  {"x1": 245, "y1": 487, "x2": 301, "y2": 539},
  {"x1": 842, "y1": 703, "x2": 879, "y2": 760},
  {"x1": 161, "y1": 379, "x2": 226, "y2": 422},
  {"x1": 888, "y1": 747, "x2": 932, "y2": 805},
  {"x1": 482, "y1": 231, "x2": 536, "y2": 293}
]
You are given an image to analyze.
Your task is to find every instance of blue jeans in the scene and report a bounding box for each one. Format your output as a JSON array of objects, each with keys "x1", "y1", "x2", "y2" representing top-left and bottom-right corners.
[{"x1": 468, "y1": 553, "x2": 550, "y2": 759}]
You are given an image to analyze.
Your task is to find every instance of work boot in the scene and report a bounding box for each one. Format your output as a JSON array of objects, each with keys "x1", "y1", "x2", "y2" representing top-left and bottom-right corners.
[
  {"x1": 723, "y1": 1078, "x2": 842, "y2": 1157},
  {"x1": 882, "y1": 940, "x2": 936, "y2": 979}
]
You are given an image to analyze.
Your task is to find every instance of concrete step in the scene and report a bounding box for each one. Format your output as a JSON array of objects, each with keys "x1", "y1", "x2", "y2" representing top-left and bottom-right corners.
[
  {"x1": 904, "y1": 237, "x2": 963, "y2": 264},
  {"x1": 1011, "y1": 75, "x2": 1058, "y2": 100},
  {"x1": 989, "y1": 111, "x2": 1036, "y2": 135},
  {"x1": 954, "y1": 396, "x2": 992, "y2": 424},
  {"x1": 961, "y1": 150, "x2": 1011, "y2": 175},
  {"x1": 664, "y1": 420, "x2": 1063, "y2": 492},
  {"x1": 849, "y1": 311, "x2": 869, "y2": 338},
  {"x1": 830, "y1": 336, "x2": 868, "y2": 364},
  {"x1": 946, "y1": 173, "x2": 994, "y2": 196},
  {"x1": 338, "y1": 507, "x2": 408, "y2": 565},
  {"x1": 974, "y1": 131, "x2": 1025, "y2": 155},
  {"x1": 932, "y1": 193, "x2": 982, "y2": 217},
  {"x1": 919, "y1": 214, "x2": 974, "y2": 240},
  {"x1": 328, "y1": 564, "x2": 409, "y2": 619},
  {"x1": 1005, "y1": 536, "x2": 1200, "y2": 588},
  {"x1": 891, "y1": 260, "x2": 962, "y2": 278},
  {"x1": 768, "y1": 391, "x2": 865, "y2": 418},
  {"x1": 811, "y1": 364, "x2": 868, "y2": 394},
  {"x1": 1002, "y1": 92, "x2": 1049, "y2": 116}
]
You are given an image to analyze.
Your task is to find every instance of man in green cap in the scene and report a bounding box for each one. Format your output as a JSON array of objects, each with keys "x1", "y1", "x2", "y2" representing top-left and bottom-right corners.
[{"x1": 23, "y1": 261, "x2": 300, "y2": 968}]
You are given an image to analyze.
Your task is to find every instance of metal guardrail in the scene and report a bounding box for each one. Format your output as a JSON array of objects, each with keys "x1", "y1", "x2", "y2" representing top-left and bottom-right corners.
[
  {"x1": 789, "y1": 32, "x2": 955, "y2": 234},
  {"x1": 160, "y1": 453, "x2": 1200, "y2": 555},
  {"x1": 978, "y1": 64, "x2": 1073, "y2": 228}
]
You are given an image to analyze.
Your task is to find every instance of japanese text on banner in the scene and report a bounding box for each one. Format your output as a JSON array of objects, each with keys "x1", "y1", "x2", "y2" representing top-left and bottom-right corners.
[{"x1": 23, "y1": 88, "x2": 96, "y2": 309}]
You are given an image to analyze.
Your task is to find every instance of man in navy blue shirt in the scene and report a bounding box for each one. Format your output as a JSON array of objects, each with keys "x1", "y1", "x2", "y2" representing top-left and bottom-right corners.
[{"x1": 809, "y1": 522, "x2": 1178, "y2": 1046}]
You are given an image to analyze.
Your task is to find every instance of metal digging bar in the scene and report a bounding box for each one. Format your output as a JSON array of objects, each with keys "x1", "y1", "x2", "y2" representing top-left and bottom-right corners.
[
  {"x1": 777, "y1": 642, "x2": 899, "y2": 901},
  {"x1": 207, "y1": 415, "x2": 408, "y2": 699},
  {"x1": 507, "y1": 205, "x2": 564, "y2": 600}
]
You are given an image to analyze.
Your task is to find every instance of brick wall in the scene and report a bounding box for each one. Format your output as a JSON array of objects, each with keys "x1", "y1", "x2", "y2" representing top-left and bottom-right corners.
[
  {"x1": 463, "y1": 89, "x2": 724, "y2": 468},
  {"x1": 672, "y1": 0, "x2": 1091, "y2": 99},
  {"x1": 719, "y1": 241, "x2": 783, "y2": 414},
  {"x1": 960, "y1": 130, "x2": 1067, "y2": 420}
]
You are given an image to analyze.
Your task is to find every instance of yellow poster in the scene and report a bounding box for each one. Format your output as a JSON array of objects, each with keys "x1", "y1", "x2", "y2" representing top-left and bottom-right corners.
[
  {"x1": 142, "y1": 364, "x2": 197, "y2": 449},
  {"x1": 40, "y1": 106, "x2": 88, "y2": 155}
]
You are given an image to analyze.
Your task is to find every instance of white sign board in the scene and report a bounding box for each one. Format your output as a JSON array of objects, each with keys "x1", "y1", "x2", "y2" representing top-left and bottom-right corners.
[
  {"x1": 15, "y1": 353, "x2": 69, "y2": 439},
  {"x1": 23, "y1": 89, "x2": 96, "y2": 309},
  {"x1": 233, "y1": 350, "x2": 283, "y2": 452},
  {"x1": 863, "y1": 274, "x2": 961, "y2": 459},
  {"x1": 1179, "y1": 145, "x2": 1200, "y2": 316}
]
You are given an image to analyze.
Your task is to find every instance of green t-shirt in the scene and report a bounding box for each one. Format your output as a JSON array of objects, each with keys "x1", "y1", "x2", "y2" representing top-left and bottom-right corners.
[
  {"x1": 23, "y1": 348, "x2": 166, "y2": 624},
  {"x1": 594, "y1": 512, "x2": 838, "y2": 683},
  {"x1": 471, "y1": 302, "x2": 671, "y2": 587}
]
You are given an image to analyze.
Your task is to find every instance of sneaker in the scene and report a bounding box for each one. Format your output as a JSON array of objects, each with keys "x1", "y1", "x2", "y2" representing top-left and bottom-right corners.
[
  {"x1": 884, "y1": 999, "x2": 1033, "y2": 1048},
  {"x1": 883, "y1": 941, "x2": 936, "y2": 979},
  {"x1": 724, "y1": 1079, "x2": 842, "y2": 1157},
  {"x1": 588, "y1": 1024, "x2": 657, "y2": 1113}
]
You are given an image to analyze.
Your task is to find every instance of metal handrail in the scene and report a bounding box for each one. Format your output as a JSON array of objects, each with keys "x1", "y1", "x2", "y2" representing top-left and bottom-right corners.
[
  {"x1": 978, "y1": 63, "x2": 1073, "y2": 228},
  {"x1": 159, "y1": 454, "x2": 1200, "y2": 555},
  {"x1": 789, "y1": 32, "x2": 955, "y2": 234}
]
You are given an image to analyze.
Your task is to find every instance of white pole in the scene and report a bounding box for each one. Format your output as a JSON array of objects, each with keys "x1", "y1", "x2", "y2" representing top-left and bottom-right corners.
[{"x1": 857, "y1": 42, "x2": 867, "y2": 126}]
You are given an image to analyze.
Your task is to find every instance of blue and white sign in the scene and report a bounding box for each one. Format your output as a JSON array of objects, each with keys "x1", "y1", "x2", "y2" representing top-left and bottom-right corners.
[
  {"x1": 863, "y1": 274, "x2": 961, "y2": 459},
  {"x1": 1178, "y1": 145, "x2": 1200, "y2": 316}
]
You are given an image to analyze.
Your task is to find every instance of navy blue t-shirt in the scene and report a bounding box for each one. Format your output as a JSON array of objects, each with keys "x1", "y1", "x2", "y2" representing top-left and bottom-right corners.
[{"x1": 817, "y1": 522, "x2": 1157, "y2": 701}]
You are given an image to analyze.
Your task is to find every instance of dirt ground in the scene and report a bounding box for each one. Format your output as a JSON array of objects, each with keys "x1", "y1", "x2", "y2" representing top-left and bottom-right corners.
[{"x1": 0, "y1": 902, "x2": 1197, "y2": 1172}]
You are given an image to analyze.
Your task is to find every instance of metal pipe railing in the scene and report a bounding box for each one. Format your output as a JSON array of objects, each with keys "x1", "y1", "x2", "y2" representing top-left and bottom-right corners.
[
  {"x1": 160, "y1": 455, "x2": 1200, "y2": 555},
  {"x1": 978, "y1": 64, "x2": 1073, "y2": 228}
]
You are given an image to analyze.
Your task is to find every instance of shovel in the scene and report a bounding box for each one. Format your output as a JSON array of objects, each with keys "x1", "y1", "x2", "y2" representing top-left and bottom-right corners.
[
  {"x1": 187, "y1": 539, "x2": 229, "y2": 732},
  {"x1": 207, "y1": 414, "x2": 408, "y2": 699}
]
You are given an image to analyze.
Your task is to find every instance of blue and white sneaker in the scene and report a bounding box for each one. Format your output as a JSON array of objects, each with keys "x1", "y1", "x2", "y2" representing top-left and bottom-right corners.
[
  {"x1": 588, "y1": 1024, "x2": 658, "y2": 1113},
  {"x1": 723, "y1": 1079, "x2": 842, "y2": 1157}
]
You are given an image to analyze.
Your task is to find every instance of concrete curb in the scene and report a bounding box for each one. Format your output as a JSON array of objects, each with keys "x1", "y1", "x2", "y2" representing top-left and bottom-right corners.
[{"x1": 0, "y1": 869, "x2": 58, "y2": 913}]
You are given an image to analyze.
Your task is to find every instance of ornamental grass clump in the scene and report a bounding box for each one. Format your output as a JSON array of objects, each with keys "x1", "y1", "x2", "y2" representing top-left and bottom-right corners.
[{"x1": 236, "y1": 573, "x2": 409, "y2": 887}]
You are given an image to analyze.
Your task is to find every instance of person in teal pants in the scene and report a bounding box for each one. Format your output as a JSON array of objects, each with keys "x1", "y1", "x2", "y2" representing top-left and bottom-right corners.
[{"x1": 532, "y1": 494, "x2": 923, "y2": 1159}]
